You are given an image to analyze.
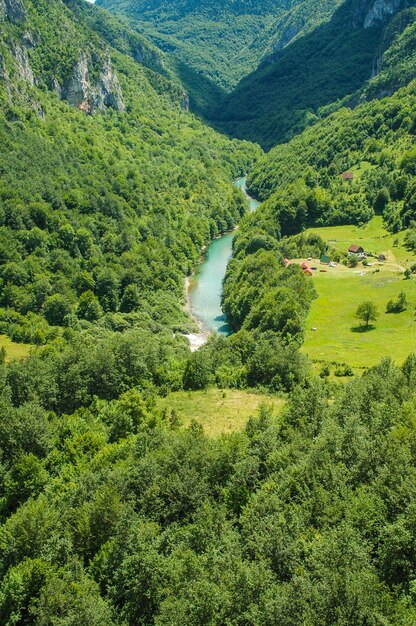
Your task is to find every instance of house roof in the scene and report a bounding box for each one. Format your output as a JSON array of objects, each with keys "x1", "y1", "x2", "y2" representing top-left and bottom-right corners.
[
  {"x1": 342, "y1": 171, "x2": 354, "y2": 180},
  {"x1": 320, "y1": 255, "x2": 330, "y2": 263},
  {"x1": 349, "y1": 244, "x2": 363, "y2": 253}
]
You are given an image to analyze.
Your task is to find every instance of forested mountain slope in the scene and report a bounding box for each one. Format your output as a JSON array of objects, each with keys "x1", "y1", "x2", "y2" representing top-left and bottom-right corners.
[
  {"x1": 3, "y1": 339, "x2": 416, "y2": 624},
  {"x1": 360, "y1": 7, "x2": 416, "y2": 101},
  {"x1": 0, "y1": 0, "x2": 260, "y2": 347},
  {"x1": 245, "y1": 83, "x2": 416, "y2": 231},
  {"x1": 1, "y1": 0, "x2": 416, "y2": 623},
  {"x1": 96, "y1": 0, "x2": 342, "y2": 96},
  {"x1": 215, "y1": 0, "x2": 416, "y2": 148}
]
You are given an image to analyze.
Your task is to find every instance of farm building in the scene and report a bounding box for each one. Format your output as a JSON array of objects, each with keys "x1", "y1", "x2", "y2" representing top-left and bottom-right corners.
[
  {"x1": 348, "y1": 244, "x2": 365, "y2": 258},
  {"x1": 320, "y1": 255, "x2": 330, "y2": 264},
  {"x1": 341, "y1": 171, "x2": 354, "y2": 181}
]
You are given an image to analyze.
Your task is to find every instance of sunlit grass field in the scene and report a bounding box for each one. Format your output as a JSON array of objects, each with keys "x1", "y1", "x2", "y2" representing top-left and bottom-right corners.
[
  {"x1": 0, "y1": 335, "x2": 33, "y2": 363},
  {"x1": 156, "y1": 389, "x2": 284, "y2": 437},
  {"x1": 307, "y1": 216, "x2": 413, "y2": 265},
  {"x1": 301, "y1": 218, "x2": 416, "y2": 368}
]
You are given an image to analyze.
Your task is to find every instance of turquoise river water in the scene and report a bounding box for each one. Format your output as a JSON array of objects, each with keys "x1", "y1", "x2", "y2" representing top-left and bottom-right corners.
[{"x1": 188, "y1": 177, "x2": 261, "y2": 336}]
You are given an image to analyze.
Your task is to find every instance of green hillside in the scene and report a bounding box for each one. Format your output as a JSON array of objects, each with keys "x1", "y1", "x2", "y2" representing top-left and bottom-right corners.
[
  {"x1": 246, "y1": 82, "x2": 416, "y2": 233},
  {"x1": 220, "y1": 82, "x2": 416, "y2": 374},
  {"x1": 215, "y1": 0, "x2": 416, "y2": 148},
  {"x1": 1, "y1": 0, "x2": 416, "y2": 623},
  {"x1": 96, "y1": 0, "x2": 343, "y2": 95},
  {"x1": 0, "y1": 0, "x2": 260, "y2": 347}
]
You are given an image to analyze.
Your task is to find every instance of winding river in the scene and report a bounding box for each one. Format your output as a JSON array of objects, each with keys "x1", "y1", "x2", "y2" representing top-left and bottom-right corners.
[{"x1": 186, "y1": 177, "x2": 261, "y2": 349}]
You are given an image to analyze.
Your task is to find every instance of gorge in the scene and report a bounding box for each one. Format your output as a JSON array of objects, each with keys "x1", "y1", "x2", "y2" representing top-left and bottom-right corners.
[{"x1": 187, "y1": 177, "x2": 261, "y2": 348}]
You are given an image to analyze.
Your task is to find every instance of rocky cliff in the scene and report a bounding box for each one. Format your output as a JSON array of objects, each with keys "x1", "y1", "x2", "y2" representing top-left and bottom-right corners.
[
  {"x1": 0, "y1": 0, "x2": 26, "y2": 23},
  {"x1": 0, "y1": 0, "x2": 125, "y2": 114},
  {"x1": 353, "y1": 0, "x2": 410, "y2": 27},
  {"x1": 58, "y1": 54, "x2": 125, "y2": 113}
]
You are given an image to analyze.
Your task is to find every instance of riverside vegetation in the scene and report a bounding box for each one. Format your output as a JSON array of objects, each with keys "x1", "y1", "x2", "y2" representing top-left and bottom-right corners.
[{"x1": 1, "y1": 0, "x2": 416, "y2": 623}]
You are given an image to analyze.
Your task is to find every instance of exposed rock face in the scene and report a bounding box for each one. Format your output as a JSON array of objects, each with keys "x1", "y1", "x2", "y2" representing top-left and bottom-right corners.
[
  {"x1": 13, "y1": 43, "x2": 34, "y2": 85},
  {"x1": 61, "y1": 54, "x2": 125, "y2": 113},
  {"x1": 181, "y1": 92, "x2": 189, "y2": 110},
  {"x1": 364, "y1": 0, "x2": 404, "y2": 27},
  {"x1": 92, "y1": 56, "x2": 125, "y2": 112},
  {"x1": 0, "y1": 0, "x2": 26, "y2": 23},
  {"x1": 0, "y1": 51, "x2": 9, "y2": 83},
  {"x1": 62, "y1": 54, "x2": 91, "y2": 113},
  {"x1": 354, "y1": 0, "x2": 405, "y2": 28},
  {"x1": 132, "y1": 44, "x2": 163, "y2": 69}
]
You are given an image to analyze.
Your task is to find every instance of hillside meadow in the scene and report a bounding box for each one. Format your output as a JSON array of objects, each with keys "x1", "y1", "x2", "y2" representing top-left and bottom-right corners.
[
  {"x1": 156, "y1": 388, "x2": 285, "y2": 436},
  {"x1": 301, "y1": 218, "x2": 416, "y2": 368},
  {"x1": 0, "y1": 335, "x2": 33, "y2": 363}
]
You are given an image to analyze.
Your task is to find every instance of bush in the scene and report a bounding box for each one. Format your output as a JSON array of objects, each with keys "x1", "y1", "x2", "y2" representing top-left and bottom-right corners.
[
  {"x1": 334, "y1": 364, "x2": 354, "y2": 377},
  {"x1": 386, "y1": 292, "x2": 407, "y2": 313}
]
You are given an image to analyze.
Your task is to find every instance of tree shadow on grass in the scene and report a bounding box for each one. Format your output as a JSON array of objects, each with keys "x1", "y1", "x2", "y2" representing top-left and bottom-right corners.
[{"x1": 351, "y1": 324, "x2": 376, "y2": 333}]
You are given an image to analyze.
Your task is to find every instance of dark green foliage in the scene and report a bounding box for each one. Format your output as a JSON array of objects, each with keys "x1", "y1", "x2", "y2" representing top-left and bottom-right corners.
[
  {"x1": 0, "y1": 0, "x2": 259, "y2": 344},
  {"x1": 222, "y1": 249, "x2": 316, "y2": 339},
  {"x1": 97, "y1": 0, "x2": 340, "y2": 94},
  {"x1": 386, "y1": 291, "x2": 407, "y2": 313},
  {"x1": 246, "y1": 83, "x2": 416, "y2": 233},
  {"x1": 1, "y1": 1, "x2": 416, "y2": 624},
  {"x1": 214, "y1": 1, "x2": 416, "y2": 147},
  {"x1": 405, "y1": 221, "x2": 416, "y2": 250},
  {"x1": 2, "y1": 350, "x2": 416, "y2": 623},
  {"x1": 183, "y1": 350, "x2": 213, "y2": 390},
  {"x1": 356, "y1": 300, "x2": 379, "y2": 328}
]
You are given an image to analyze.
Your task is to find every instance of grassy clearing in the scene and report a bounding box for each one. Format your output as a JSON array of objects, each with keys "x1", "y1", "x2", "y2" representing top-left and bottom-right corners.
[
  {"x1": 349, "y1": 160, "x2": 375, "y2": 180},
  {"x1": 301, "y1": 218, "x2": 416, "y2": 368},
  {"x1": 0, "y1": 335, "x2": 33, "y2": 363},
  {"x1": 156, "y1": 388, "x2": 284, "y2": 437},
  {"x1": 307, "y1": 216, "x2": 413, "y2": 266}
]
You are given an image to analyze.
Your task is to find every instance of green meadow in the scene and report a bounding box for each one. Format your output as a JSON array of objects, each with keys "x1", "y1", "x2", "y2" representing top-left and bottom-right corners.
[
  {"x1": 309, "y1": 216, "x2": 413, "y2": 265},
  {"x1": 156, "y1": 389, "x2": 284, "y2": 437},
  {"x1": 0, "y1": 335, "x2": 33, "y2": 363},
  {"x1": 301, "y1": 218, "x2": 416, "y2": 368}
]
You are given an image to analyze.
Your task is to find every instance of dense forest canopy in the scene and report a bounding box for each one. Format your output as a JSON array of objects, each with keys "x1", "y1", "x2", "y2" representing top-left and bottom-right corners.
[
  {"x1": 96, "y1": 0, "x2": 342, "y2": 95},
  {"x1": 0, "y1": 0, "x2": 416, "y2": 623},
  {"x1": 0, "y1": 0, "x2": 260, "y2": 346},
  {"x1": 214, "y1": 0, "x2": 416, "y2": 147}
]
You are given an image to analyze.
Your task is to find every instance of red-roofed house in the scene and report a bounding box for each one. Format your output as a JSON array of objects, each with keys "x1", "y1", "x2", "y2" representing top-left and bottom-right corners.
[
  {"x1": 348, "y1": 244, "x2": 365, "y2": 258},
  {"x1": 341, "y1": 171, "x2": 354, "y2": 181}
]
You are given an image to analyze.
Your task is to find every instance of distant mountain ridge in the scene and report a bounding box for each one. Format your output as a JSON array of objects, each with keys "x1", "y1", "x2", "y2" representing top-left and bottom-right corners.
[
  {"x1": 213, "y1": 0, "x2": 416, "y2": 148},
  {"x1": 96, "y1": 0, "x2": 416, "y2": 148},
  {"x1": 96, "y1": 0, "x2": 342, "y2": 92}
]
